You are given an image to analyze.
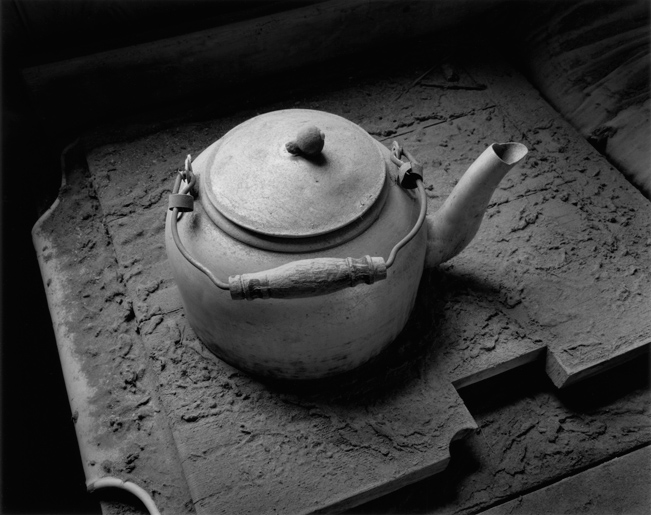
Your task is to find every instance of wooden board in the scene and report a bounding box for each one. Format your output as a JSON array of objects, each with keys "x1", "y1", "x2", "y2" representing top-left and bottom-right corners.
[
  {"x1": 20, "y1": 0, "x2": 498, "y2": 129},
  {"x1": 481, "y1": 446, "x2": 651, "y2": 515},
  {"x1": 35, "y1": 55, "x2": 650, "y2": 514},
  {"x1": 512, "y1": 0, "x2": 651, "y2": 197}
]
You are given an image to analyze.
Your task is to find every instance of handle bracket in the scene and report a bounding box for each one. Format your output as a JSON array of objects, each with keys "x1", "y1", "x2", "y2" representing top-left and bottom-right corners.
[{"x1": 391, "y1": 141, "x2": 423, "y2": 189}]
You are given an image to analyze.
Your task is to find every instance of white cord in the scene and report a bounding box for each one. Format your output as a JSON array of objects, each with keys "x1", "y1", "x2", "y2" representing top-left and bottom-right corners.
[{"x1": 87, "y1": 477, "x2": 161, "y2": 515}]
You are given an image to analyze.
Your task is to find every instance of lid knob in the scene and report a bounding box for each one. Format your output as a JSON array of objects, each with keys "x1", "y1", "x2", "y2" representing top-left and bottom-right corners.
[{"x1": 286, "y1": 126, "x2": 325, "y2": 157}]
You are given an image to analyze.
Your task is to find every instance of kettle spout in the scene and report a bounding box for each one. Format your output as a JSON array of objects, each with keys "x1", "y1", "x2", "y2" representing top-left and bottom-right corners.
[{"x1": 426, "y1": 142, "x2": 528, "y2": 267}]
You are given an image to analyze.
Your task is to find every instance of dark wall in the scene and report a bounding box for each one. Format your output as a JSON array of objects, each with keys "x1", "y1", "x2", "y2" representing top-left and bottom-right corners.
[
  {"x1": 1, "y1": 42, "x2": 100, "y2": 515},
  {"x1": 3, "y1": 0, "x2": 314, "y2": 67}
]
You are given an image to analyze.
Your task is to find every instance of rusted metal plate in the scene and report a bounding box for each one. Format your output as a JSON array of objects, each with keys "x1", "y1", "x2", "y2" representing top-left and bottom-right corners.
[
  {"x1": 429, "y1": 60, "x2": 651, "y2": 388},
  {"x1": 481, "y1": 446, "x2": 651, "y2": 515},
  {"x1": 75, "y1": 152, "x2": 477, "y2": 514},
  {"x1": 36, "y1": 56, "x2": 650, "y2": 514},
  {"x1": 32, "y1": 147, "x2": 195, "y2": 514},
  {"x1": 37, "y1": 154, "x2": 476, "y2": 514}
]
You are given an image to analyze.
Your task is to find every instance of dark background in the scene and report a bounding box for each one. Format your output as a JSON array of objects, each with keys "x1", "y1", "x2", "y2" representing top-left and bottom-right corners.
[
  {"x1": 1, "y1": 3, "x2": 290, "y2": 513},
  {"x1": 1, "y1": 1, "x2": 648, "y2": 513}
]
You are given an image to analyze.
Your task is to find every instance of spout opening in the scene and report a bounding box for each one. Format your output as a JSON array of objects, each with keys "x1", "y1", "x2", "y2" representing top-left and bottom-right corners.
[{"x1": 493, "y1": 142, "x2": 528, "y2": 165}]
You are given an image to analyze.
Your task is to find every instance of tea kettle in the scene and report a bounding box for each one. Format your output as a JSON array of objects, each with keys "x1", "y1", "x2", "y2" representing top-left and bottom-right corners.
[{"x1": 165, "y1": 109, "x2": 527, "y2": 380}]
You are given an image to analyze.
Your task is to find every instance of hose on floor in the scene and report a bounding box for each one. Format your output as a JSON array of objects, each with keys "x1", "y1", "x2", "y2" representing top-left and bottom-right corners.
[{"x1": 87, "y1": 477, "x2": 161, "y2": 515}]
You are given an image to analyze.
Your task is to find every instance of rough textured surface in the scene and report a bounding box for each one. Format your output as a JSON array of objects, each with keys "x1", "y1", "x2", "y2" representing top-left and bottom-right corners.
[
  {"x1": 349, "y1": 357, "x2": 651, "y2": 514},
  {"x1": 32, "y1": 146, "x2": 195, "y2": 515},
  {"x1": 36, "y1": 52, "x2": 650, "y2": 513},
  {"x1": 438, "y1": 58, "x2": 651, "y2": 388},
  {"x1": 83, "y1": 127, "x2": 477, "y2": 514},
  {"x1": 85, "y1": 54, "x2": 651, "y2": 393},
  {"x1": 481, "y1": 445, "x2": 651, "y2": 515}
]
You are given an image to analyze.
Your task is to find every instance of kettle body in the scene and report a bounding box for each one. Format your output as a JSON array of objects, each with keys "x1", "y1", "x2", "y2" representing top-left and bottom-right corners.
[{"x1": 165, "y1": 110, "x2": 427, "y2": 380}]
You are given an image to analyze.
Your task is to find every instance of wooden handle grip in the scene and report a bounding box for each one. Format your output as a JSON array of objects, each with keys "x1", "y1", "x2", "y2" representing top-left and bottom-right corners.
[{"x1": 229, "y1": 256, "x2": 387, "y2": 300}]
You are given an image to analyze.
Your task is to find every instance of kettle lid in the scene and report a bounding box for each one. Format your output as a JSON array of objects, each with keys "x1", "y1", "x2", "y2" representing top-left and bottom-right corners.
[{"x1": 202, "y1": 109, "x2": 386, "y2": 238}]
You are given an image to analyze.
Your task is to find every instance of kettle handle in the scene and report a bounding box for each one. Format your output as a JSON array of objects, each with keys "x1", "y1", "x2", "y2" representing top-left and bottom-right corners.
[
  {"x1": 170, "y1": 147, "x2": 426, "y2": 301},
  {"x1": 228, "y1": 256, "x2": 387, "y2": 300}
]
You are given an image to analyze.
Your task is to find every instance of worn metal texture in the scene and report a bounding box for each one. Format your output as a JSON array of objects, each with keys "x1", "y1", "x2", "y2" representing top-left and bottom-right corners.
[
  {"x1": 72, "y1": 152, "x2": 476, "y2": 514},
  {"x1": 348, "y1": 358, "x2": 651, "y2": 514},
  {"x1": 32, "y1": 146, "x2": 196, "y2": 515},
  {"x1": 481, "y1": 446, "x2": 651, "y2": 515},
  {"x1": 36, "y1": 54, "x2": 650, "y2": 514}
]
